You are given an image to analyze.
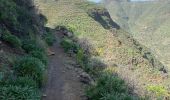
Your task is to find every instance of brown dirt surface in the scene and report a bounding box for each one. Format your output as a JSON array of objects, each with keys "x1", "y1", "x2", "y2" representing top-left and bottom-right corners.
[{"x1": 42, "y1": 36, "x2": 86, "y2": 100}]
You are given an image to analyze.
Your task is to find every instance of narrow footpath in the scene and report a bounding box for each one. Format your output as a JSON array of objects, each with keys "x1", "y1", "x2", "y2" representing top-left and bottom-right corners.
[{"x1": 42, "y1": 36, "x2": 85, "y2": 100}]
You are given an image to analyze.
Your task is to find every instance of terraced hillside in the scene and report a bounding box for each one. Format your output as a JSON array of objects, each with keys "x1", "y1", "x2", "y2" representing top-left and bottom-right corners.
[
  {"x1": 104, "y1": 0, "x2": 170, "y2": 70},
  {"x1": 35, "y1": 0, "x2": 170, "y2": 99}
]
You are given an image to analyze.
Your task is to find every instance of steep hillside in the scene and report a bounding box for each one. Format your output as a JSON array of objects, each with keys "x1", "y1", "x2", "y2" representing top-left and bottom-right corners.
[
  {"x1": 104, "y1": 0, "x2": 170, "y2": 70},
  {"x1": 0, "y1": 0, "x2": 55, "y2": 99},
  {"x1": 35, "y1": 0, "x2": 170, "y2": 99}
]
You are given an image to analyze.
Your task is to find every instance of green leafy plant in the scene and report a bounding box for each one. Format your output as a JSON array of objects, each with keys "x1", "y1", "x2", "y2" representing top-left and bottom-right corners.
[
  {"x1": 14, "y1": 56, "x2": 45, "y2": 86},
  {"x1": 2, "y1": 31, "x2": 21, "y2": 48}
]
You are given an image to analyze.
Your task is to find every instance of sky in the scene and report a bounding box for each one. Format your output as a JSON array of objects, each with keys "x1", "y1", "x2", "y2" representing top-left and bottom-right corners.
[
  {"x1": 88, "y1": 0, "x2": 101, "y2": 3},
  {"x1": 88, "y1": 0, "x2": 153, "y2": 3}
]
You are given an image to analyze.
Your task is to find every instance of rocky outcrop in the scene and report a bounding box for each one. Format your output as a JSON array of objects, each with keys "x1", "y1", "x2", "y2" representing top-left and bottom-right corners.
[{"x1": 87, "y1": 8, "x2": 120, "y2": 29}]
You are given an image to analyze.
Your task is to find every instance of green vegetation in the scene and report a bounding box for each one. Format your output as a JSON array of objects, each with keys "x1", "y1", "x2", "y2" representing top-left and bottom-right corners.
[
  {"x1": 59, "y1": 28, "x2": 135, "y2": 99},
  {"x1": 2, "y1": 30, "x2": 21, "y2": 48},
  {"x1": 86, "y1": 72, "x2": 133, "y2": 100},
  {"x1": 0, "y1": 0, "x2": 50, "y2": 99},
  {"x1": 60, "y1": 37, "x2": 79, "y2": 53},
  {"x1": 147, "y1": 85, "x2": 170, "y2": 98},
  {"x1": 0, "y1": 77, "x2": 40, "y2": 100},
  {"x1": 43, "y1": 29, "x2": 56, "y2": 46},
  {"x1": 22, "y1": 40, "x2": 48, "y2": 65},
  {"x1": 0, "y1": 85, "x2": 40, "y2": 100},
  {"x1": 14, "y1": 56, "x2": 45, "y2": 86}
]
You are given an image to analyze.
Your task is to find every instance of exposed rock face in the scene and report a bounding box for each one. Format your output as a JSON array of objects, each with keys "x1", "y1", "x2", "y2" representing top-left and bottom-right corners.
[{"x1": 87, "y1": 8, "x2": 120, "y2": 29}]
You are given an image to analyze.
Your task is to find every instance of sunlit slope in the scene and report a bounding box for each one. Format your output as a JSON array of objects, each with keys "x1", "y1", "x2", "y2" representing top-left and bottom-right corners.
[
  {"x1": 35, "y1": 0, "x2": 170, "y2": 97},
  {"x1": 104, "y1": 0, "x2": 170, "y2": 69}
]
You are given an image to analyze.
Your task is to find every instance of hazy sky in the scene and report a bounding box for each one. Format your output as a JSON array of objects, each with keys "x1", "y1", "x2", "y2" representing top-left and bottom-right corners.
[
  {"x1": 88, "y1": 0, "x2": 101, "y2": 3},
  {"x1": 88, "y1": 0, "x2": 153, "y2": 2}
]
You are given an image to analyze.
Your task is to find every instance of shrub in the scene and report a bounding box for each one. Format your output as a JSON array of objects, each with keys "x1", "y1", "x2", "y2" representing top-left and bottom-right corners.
[
  {"x1": 0, "y1": 77, "x2": 37, "y2": 88},
  {"x1": 14, "y1": 56, "x2": 45, "y2": 86},
  {"x1": 29, "y1": 50, "x2": 48, "y2": 65},
  {"x1": 22, "y1": 40, "x2": 44, "y2": 53},
  {"x1": 147, "y1": 85, "x2": 169, "y2": 98},
  {"x1": 43, "y1": 31, "x2": 56, "y2": 46},
  {"x1": 0, "y1": 85, "x2": 40, "y2": 100},
  {"x1": 60, "y1": 38, "x2": 78, "y2": 53},
  {"x1": 2, "y1": 31, "x2": 21, "y2": 48},
  {"x1": 86, "y1": 72, "x2": 133, "y2": 100}
]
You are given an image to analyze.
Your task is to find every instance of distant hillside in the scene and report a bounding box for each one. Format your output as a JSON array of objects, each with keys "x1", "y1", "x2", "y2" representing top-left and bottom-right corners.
[{"x1": 104, "y1": 0, "x2": 170, "y2": 71}]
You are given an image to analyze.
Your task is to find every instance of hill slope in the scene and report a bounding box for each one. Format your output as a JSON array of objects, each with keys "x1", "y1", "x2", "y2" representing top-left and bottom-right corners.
[
  {"x1": 35, "y1": 0, "x2": 170, "y2": 99},
  {"x1": 104, "y1": 0, "x2": 170, "y2": 70}
]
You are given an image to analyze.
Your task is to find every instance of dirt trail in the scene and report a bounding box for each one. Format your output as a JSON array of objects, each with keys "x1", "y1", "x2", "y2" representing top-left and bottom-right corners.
[{"x1": 42, "y1": 36, "x2": 85, "y2": 100}]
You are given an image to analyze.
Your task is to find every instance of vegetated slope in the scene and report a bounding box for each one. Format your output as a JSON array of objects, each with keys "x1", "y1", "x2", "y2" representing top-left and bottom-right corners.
[
  {"x1": 36, "y1": 0, "x2": 170, "y2": 99},
  {"x1": 0, "y1": 0, "x2": 55, "y2": 99},
  {"x1": 104, "y1": 0, "x2": 170, "y2": 70}
]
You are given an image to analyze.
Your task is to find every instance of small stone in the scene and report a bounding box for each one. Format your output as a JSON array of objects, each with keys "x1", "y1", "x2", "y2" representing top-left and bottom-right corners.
[
  {"x1": 42, "y1": 94, "x2": 47, "y2": 97},
  {"x1": 79, "y1": 72, "x2": 93, "y2": 85},
  {"x1": 47, "y1": 49, "x2": 55, "y2": 56}
]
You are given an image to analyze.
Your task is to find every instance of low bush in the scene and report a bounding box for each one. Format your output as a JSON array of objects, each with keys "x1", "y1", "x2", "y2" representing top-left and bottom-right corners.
[
  {"x1": 14, "y1": 56, "x2": 45, "y2": 86},
  {"x1": 60, "y1": 38, "x2": 78, "y2": 53},
  {"x1": 0, "y1": 77, "x2": 37, "y2": 88},
  {"x1": 2, "y1": 31, "x2": 21, "y2": 48},
  {"x1": 43, "y1": 31, "x2": 56, "y2": 46},
  {"x1": 86, "y1": 72, "x2": 133, "y2": 100},
  {"x1": 22, "y1": 40, "x2": 44, "y2": 53},
  {"x1": 146, "y1": 85, "x2": 169, "y2": 98},
  {"x1": 22, "y1": 39, "x2": 48, "y2": 65},
  {"x1": 0, "y1": 76, "x2": 40, "y2": 100},
  {"x1": 0, "y1": 85, "x2": 40, "y2": 100},
  {"x1": 29, "y1": 50, "x2": 47, "y2": 65}
]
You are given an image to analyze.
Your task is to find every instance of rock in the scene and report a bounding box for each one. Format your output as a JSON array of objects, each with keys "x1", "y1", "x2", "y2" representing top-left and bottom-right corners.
[
  {"x1": 47, "y1": 48, "x2": 55, "y2": 56},
  {"x1": 42, "y1": 94, "x2": 47, "y2": 97},
  {"x1": 63, "y1": 31, "x2": 73, "y2": 37},
  {"x1": 79, "y1": 72, "x2": 93, "y2": 85}
]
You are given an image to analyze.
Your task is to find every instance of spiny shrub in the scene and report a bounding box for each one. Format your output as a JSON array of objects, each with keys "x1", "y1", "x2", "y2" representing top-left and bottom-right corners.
[
  {"x1": 86, "y1": 72, "x2": 133, "y2": 100},
  {"x1": 14, "y1": 56, "x2": 45, "y2": 86},
  {"x1": 60, "y1": 38, "x2": 78, "y2": 53},
  {"x1": 2, "y1": 31, "x2": 21, "y2": 48},
  {"x1": 0, "y1": 85, "x2": 40, "y2": 100}
]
